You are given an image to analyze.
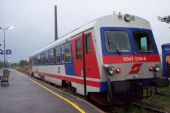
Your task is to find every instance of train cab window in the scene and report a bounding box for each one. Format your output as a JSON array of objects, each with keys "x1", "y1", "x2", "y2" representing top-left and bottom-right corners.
[
  {"x1": 56, "y1": 47, "x2": 61, "y2": 64},
  {"x1": 49, "y1": 49, "x2": 54, "y2": 64},
  {"x1": 44, "y1": 51, "x2": 49, "y2": 64},
  {"x1": 64, "y1": 43, "x2": 71, "y2": 63},
  {"x1": 133, "y1": 32, "x2": 154, "y2": 52},
  {"x1": 86, "y1": 35, "x2": 91, "y2": 54},
  {"x1": 76, "y1": 39, "x2": 82, "y2": 59},
  {"x1": 105, "y1": 31, "x2": 131, "y2": 53}
]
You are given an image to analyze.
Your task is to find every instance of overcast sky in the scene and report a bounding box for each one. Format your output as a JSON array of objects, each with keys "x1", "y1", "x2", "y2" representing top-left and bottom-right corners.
[{"x1": 0, "y1": 0, "x2": 170, "y2": 63}]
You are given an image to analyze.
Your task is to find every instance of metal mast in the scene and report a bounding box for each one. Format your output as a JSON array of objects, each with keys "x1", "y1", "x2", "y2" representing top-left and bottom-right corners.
[{"x1": 54, "y1": 5, "x2": 58, "y2": 40}]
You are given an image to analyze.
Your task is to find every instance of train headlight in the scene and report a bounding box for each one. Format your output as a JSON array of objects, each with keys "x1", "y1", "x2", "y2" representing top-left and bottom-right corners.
[
  {"x1": 154, "y1": 64, "x2": 160, "y2": 72},
  {"x1": 104, "y1": 64, "x2": 109, "y2": 69},
  {"x1": 124, "y1": 14, "x2": 135, "y2": 22},
  {"x1": 108, "y1": 66, "x2": 115, "y2": 75},
  {"x1": 104, "y1": 65, "x2": 118, "y2": 75}
]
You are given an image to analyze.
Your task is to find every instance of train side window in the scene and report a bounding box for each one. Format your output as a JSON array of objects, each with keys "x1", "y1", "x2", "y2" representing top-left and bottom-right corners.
[
  {"x1": 86, "y1": 35, "x2": 91, "y2": 54},
  {"x1": 44, "y1": 51, "x2": 49, "y2": 65},
  {"x1": 34, "y1": 56, "x2": 37, "y2": 65},
  {"x1": 31, "y1": 57, "x2": 33, "y2": 65},
  {"x1": 64, "y1": 43, "x2": 71, "y2": 63},
  {"x1": 56, "y1": 47, "x2": 61, "y2": 64},
  {"x1": 140, "y1": 37, "x2": 147, "y2": 50},
  {"x1": 76, "y1": 39, "x2": 82, "y2": 59},
  {"x1": 29, "y1": 57, "x2": 32, "y2": 63},
  {"x1": 37, "y1": 54, "x2": 40, "y2": 65},
  {"x1": 49, "y1": 49, "x2": 54, "y2": 64},
  {"x1": 32, "y1": 57, "x2": 36, "y2": 65},
  {"x1": 35, "y1": 55, "x2": 40, "y2": 65},
  {"x1": 40, "y1": 53, "x2": 45, "y2": 65}
]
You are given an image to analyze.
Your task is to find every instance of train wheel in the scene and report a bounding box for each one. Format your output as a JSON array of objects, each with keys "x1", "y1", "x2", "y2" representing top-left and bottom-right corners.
[
  {"x1": 62, "y1": 80, "x2": 76, "y2": 93},
  {"x1": 39, "y1": 75, "x2": 45, "y2": 81},
  {"x1": 62, "y1": 80, "x2": 70, "y2": 88},
  {"x1": 30, "y1": 72, "x2": 34, "y2": 76},
  {"x1": 88, "y1": 92, "x2": 112, "y2": 106}
]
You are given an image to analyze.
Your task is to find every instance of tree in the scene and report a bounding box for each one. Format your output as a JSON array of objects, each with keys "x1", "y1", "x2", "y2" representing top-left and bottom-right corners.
[
  {"x1": 19, "y1": 60, "x2": 28, "y2": 67},
  {"x1": 158, "y1": 16, "x2": 170, "y2": 24}
]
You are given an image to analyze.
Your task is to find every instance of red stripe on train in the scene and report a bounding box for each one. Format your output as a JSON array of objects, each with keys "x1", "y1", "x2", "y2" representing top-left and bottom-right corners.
[
  {"x1": 103, "y1": 55, "x2": 161, "y2": 64},
  {"x1": 33, "y1": 72, "x2": 100, "y2": 88}
]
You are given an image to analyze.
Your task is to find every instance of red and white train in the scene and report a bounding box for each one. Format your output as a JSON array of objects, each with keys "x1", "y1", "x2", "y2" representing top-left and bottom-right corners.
[{"x1": 29, "y1": 14, "x2": 169, "y2": 105}]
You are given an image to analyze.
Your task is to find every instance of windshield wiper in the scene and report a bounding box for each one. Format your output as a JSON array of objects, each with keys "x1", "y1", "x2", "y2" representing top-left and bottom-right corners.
[{"x1": 106, "y1": 37, "x2": 121, "y2": 55}]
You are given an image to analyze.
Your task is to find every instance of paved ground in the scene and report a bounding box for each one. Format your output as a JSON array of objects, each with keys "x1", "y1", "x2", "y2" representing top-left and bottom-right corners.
[{"x1": 0, "y1": 69, "x2": 103, "y2": 113}]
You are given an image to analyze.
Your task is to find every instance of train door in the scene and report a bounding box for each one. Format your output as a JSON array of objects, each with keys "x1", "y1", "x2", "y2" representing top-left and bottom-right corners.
[
  {"x1": 72, "y1": 33, "x2": 100, "y2": 95},
  {"x1": 84, "y1": 33, "x2": 100, "y2": 79},
  {"x1": 72, "y1": 34, "x2": 87, "y2": 95}
]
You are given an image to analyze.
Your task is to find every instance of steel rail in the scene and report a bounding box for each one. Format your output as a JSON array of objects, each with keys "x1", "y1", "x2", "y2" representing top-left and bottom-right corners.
[{"x1": 131, "y1": 100, "x2": 168, "y2": 113}]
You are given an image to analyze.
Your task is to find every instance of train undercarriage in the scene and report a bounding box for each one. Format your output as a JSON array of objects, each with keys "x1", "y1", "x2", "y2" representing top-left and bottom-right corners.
[
  {"x1": 31, "y1": 72, "x2": 169, "y2": 106},
  {"x1": 89, "y1": 78, "x2": 169, "y2": 106}
]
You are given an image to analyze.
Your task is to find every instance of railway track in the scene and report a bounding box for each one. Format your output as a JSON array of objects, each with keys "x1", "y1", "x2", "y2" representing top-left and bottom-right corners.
[
  {"x1": 131, "y1": 100, "x2": 168, "y2": 113},
  {"x1": 33, "y1": 75, "x2": 170, "y2": 113}
]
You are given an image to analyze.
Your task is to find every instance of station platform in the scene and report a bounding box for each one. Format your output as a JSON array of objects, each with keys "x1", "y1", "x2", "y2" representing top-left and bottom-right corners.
[{"x1": 0, "y1": 69, "x2": 103, "y2": 113}]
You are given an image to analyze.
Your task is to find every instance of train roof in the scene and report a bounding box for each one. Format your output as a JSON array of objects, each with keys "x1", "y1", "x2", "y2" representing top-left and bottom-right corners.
[
  {"x1": 30, "y1": 14, "x2": 151, "y2": 57},
  {"x1": 162, "y1": 43, "x2": 170, "y2": 47}
]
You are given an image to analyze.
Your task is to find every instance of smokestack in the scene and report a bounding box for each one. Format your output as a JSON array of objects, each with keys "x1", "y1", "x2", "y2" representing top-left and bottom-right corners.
[{"x1": 54, "y1": 5, "x2": 58, "y2": 40}]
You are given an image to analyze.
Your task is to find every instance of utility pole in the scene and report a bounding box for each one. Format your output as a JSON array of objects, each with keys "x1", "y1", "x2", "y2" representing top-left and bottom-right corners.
[{"x1": 0, "y1": 26, "x2": 15, "y2": 68}]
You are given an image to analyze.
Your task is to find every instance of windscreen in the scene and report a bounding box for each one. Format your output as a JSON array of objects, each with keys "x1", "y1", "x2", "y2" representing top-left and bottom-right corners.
[
  {"x1": 133, "y1": 32, "x2": 154, "y2": 53},
  {"x1": 104, "y1": 31, "x2": 131, "y2": 53}
]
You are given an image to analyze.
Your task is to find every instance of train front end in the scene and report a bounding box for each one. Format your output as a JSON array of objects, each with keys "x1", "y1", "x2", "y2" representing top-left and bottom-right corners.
[{"x1": 91, "y1": 14, "x2": 169, "y2": 105}]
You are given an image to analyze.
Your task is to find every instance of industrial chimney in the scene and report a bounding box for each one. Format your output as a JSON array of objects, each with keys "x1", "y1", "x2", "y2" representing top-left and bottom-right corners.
[{"x1": 54, "y1": 5, "x2": 58, "y2": 40}]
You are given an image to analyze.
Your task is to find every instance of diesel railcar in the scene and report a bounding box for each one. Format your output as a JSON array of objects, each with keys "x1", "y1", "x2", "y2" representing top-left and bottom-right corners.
[{"x1": 29, "y1": 14, "x2": 169, "y2": 105}]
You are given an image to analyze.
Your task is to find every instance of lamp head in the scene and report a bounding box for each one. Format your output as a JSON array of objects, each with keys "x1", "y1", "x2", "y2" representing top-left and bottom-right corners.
[{"x1": 7, "y1": 26, "x2": 15, "y2": 30}]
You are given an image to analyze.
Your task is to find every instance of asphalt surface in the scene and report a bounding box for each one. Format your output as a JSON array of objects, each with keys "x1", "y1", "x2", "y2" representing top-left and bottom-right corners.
[{"x1": 0, "y1": 69, "x2": 103, "y2": 113}]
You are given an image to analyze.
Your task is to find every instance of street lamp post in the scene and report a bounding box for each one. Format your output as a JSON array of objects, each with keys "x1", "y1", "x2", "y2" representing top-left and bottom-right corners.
[{"x1": 0, "y1": 26, "x2": 15, "y2": 68}]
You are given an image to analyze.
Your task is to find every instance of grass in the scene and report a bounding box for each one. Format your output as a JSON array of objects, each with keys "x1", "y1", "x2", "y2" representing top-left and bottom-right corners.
[
  {"x1": 115, "y1": 86, "x2": 170, "y2": 113},
  {"x1": 145, "y1": 86, "x2": 170, "y2": 112},
  {"x1": 109, "y1": 86, "x2": 170, "y2": 113},
  {"x1": 14, "y1": 66, "x2": 29, "y2": 75}
]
